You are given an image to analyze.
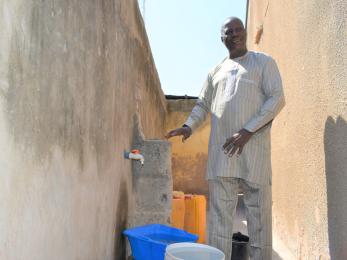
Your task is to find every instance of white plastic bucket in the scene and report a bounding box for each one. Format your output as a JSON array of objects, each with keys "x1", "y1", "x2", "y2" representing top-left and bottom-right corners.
[{"x1": 165, "y1": 242, "x2": 225, "y2": 260}]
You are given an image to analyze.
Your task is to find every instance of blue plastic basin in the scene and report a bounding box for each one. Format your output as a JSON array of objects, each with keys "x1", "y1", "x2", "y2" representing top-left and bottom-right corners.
[{"x1": 123, "y1": 224, "x2": 198, "y2": 260}]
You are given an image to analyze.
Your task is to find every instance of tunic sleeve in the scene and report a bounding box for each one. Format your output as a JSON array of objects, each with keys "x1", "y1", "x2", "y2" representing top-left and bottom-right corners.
[
  {"x1": 184, "y1": 73, "x2": 213, "y2": 132},
  {"x1": 243, "y1": 57, "x2": 285, "y2": 133}
]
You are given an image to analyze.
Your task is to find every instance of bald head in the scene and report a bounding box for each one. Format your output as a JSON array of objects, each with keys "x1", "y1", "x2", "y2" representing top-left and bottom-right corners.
[
  {"x1": 220, "y1": 16, "x2": 247, "y2": 58},
  {"x1": 221, "y1": 17, "x2": 245, "y2": 34}
]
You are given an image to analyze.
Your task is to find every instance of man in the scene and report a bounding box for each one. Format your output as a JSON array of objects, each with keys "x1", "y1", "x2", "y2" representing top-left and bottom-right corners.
[{"x1": 166, "y1": 17, "x2": 285, "y2": 259}]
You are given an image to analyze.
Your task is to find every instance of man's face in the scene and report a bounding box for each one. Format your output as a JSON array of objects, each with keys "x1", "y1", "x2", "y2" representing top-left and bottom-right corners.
[{"x1": 221, "y1": 19, "x2": 247, "y2": 53}]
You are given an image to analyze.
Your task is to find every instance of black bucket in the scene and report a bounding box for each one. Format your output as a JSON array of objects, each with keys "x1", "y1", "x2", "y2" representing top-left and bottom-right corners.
[{"x1": 231, "y1": 232, "x2": 250, "y2": 260}]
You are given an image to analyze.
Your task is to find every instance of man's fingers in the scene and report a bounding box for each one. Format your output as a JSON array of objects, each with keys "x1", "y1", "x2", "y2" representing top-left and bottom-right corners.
[
  {"x1": 223, "y1": 142, "x2": 234, "y2": 154},
  {"x1": 165, "y1": 129, "x2": 182, "y2": 139},
  {"x1": 182, "y1": 133, "x2": 187, "y2": 143},
  {"x1": 165, "y1": 130, "x2": 176, "y2": 139},
  {"x1": 228, "y1": 145, "x2": 238, "y2": 157},
  {"x1": 237, "y1": 145, "x2": 244, "y2": 156},
  {"x1": 165, "y1": 127, "x2": 191, "y2": 142},
  {"x1": 232, "y1": 133, "x2": 240, "y2": 138},
  {"x1": 223, "y1": 131, "x2": 251, "y2": 158},
  {"x1": 226, "y1": 136, "x2": 243, "y2": 157},
  {"x1": 182, "y1": 132, "x2": 191, "y2": 143},
  {"x1": 223, "y1": 137, "x2": 235, "y2": 150},
  {"x1": 222, "y1": 140, "x2": 229, "y2": 150},
  {"x1": 223, "y1": 133, "x2": 241, "y2": 150}
]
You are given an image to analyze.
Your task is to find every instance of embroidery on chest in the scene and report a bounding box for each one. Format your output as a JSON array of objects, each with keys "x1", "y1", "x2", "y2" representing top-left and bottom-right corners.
[{"x1": 224, "y1": 68, "x2": 239, "y2": 101}]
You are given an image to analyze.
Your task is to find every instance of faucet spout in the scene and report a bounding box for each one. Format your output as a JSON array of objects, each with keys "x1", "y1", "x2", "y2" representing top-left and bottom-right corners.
[{"x1": 124, "y1": 149, "x2": 145, "y2": 166}]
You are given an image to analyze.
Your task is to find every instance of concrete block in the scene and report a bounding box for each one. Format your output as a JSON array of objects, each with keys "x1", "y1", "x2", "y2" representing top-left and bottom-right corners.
[
  {"x1": 132, "y1": 139, "x2": 172, "y2": 178},
  {"x1": 135, "y1": 176, "x2": 171, "y2": 211},
  {"x1": 132, "y1": 211, "x2": 172, "y2": 227},
  {"x1": 129, "y1": 138, "x2": 172, "y2": 229}
]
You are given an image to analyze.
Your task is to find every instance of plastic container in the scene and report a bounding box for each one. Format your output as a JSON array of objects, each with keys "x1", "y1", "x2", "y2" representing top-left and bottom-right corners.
[
  {"x1": 165, "y1": 242, "x2": 225, "y2": 260},
  {"x1": 172, "y1": 191, "x2": 186, "y2": 229},
  {"x1": 231, "y1": 232, "x2": 249, "y2": 260},
  {"x1": 173, "y1": 191, "x2": 185, "y2": 198},
  {"x1": 184, "y1": 195, "x2": 206, "y2": 243},
  {"x1": 123, "y1": 224, "x2": 198, "y2": 260}
]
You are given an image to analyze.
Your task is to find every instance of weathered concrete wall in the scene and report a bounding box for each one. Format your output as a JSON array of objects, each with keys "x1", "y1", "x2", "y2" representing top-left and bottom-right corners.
[
  {"x1": 0, "y1": 1, "x2": 167, "y2": 259},
  {"x1": 166, "y1": 99, "x2": 210, "y2": 197},
  {"x1": 247, "y1": 1, "x2": 346, "y2": 259}
]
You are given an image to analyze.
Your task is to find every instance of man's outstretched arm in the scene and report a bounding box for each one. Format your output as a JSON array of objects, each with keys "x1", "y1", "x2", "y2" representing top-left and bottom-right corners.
[{"x1": 165, "y1": 73, "x2": 213, "y2": 142}]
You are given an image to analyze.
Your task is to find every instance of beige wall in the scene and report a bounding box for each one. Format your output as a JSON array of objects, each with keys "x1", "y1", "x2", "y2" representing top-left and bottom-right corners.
[
  {"x1": 247, "y1": 1, "x2": 346, "y2": 259},
  {"x1": 166, "y1": 99, "x2": 210, "y2": 197},
  {"x1": 0, "y1": 1, "x2": 166, "y2": 259}
]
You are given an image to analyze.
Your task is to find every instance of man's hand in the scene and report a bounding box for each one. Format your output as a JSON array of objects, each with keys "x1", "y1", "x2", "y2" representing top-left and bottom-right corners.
[
  {"x1": 165, "y1": 126, "x2": 192, "y2": 142},
  {"x1": 223, "y1": 128, "x2": 253, "y2": 157}
]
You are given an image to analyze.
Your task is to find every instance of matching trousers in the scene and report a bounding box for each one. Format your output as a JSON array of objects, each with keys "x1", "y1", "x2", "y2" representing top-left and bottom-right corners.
[{"x1": 208, "y1": 177, "x2": 272, "y2": 260}]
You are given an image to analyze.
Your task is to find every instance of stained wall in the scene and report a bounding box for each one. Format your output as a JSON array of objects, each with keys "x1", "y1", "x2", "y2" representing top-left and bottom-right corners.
[{"x1": 0, "y1": 1, "x2": 166, "y2": 259}]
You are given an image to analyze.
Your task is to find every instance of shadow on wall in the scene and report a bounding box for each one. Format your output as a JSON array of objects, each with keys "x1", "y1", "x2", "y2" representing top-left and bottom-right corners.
[
  {"x1": 272, "y1": 250, "x2": 283, "y2": 260},
  {"x1": 114, "y1": 179, "x2": 129, "y2": 260},
  {"x1": 324, "y1": 116, "x2": 347, "y2": 260}
]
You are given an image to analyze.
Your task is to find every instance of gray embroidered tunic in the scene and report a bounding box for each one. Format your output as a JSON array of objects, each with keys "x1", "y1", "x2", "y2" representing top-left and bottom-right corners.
[{"x1": 184, "y1": 51, "x2": 285, "y2": 185}]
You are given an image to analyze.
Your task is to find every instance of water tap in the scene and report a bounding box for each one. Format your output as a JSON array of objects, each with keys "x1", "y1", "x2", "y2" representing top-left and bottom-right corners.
[{"x1": 124, "y1": 149, "x2": 144, "y2": 166}]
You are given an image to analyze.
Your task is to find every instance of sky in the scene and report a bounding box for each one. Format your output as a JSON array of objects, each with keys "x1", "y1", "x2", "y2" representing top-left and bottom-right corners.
[{"x1": 139, "y1": 0, "x2": 247, "y2": 96}]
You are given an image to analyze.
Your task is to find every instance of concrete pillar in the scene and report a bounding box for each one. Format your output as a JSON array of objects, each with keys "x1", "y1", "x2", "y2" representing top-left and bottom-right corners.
[
  {"x1": 130, "y1": 139, "x2": 172, "y2": 226},
  {"x1": 123, "y1": 115, "x2": 172, "y2": 258}
]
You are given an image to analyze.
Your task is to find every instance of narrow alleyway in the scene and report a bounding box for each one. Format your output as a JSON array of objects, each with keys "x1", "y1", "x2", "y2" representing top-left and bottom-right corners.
[{"x1": 1, "y1": 0, "x2": 345, "y2": 259}]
